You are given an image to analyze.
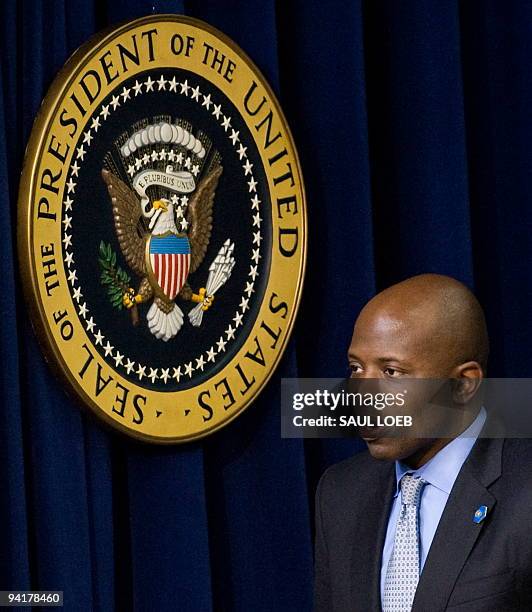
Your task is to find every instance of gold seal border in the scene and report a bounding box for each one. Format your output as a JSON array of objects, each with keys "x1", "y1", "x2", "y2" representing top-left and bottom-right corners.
[{"x1": 18, "y1": 14, "x2": 307, "y2": 444}]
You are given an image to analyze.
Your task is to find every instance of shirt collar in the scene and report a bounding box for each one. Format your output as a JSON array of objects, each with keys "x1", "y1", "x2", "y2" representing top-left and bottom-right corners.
[{"x1": 394, "y1": 406, "x2": 487, "y2": 497}]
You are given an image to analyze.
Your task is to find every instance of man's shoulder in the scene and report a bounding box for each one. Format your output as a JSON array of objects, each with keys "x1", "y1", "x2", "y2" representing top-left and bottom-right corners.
[
  {"x1": 502, "y1": 438, "x2": 532, "y2": 480},
  {"x1": 317, "y1": 449, "x2": 392, "y2": 501},
  {"x1": 321, "y1": 448, "x2": 377, "y2": 477}
]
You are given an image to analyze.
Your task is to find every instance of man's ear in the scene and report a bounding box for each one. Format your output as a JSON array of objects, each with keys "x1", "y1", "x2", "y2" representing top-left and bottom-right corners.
[{"x1": 451, "y1": 361, "x2": 483, "y2": 404}]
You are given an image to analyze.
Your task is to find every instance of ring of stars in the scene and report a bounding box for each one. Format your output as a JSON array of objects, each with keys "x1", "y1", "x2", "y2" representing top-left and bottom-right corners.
[{"x1": 62, "y1": 73, "x2": 264, "y2": 384}]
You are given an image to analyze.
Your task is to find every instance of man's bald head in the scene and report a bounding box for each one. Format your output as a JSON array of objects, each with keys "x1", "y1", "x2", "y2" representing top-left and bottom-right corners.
[
  {"x1": 352, "y1": 274, "x2": 489, "y2": 377},
  {"x1": 348, "y1": 274, "x2": 489, "y2": 466}
]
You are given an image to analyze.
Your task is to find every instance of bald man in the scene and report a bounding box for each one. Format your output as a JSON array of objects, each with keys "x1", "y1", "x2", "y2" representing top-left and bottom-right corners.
[{"x1": 314, "y1": 274, "x2": 532, "y2": 612}]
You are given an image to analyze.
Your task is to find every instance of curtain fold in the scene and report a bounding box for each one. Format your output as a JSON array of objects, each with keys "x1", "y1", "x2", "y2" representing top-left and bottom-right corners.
[
  {"x1": 2, "y1": 1, "x2": 531, "y2": 610},
  {"x1": 0, "y1": 58, "x2": 31, "y2": 594},
  {"x1": 363, "y1": 0, "x2": 473, "y2": 288}
]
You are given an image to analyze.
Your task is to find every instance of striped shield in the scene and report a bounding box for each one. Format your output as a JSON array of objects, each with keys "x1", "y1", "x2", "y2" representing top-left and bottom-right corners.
[{"x1": 147, "y1": 233, "x2": 191, "y2": 300}]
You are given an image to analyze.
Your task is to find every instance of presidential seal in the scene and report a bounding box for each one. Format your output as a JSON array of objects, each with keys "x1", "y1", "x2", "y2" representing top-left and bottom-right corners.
[{"x1": 18, "y1": 15, "x2": 306, "y2": 443}]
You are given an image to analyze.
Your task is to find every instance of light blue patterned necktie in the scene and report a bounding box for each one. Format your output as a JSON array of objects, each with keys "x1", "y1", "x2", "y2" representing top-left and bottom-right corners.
[{"x1": 382, "y1": 474, "x2": 427, "y2": 612}]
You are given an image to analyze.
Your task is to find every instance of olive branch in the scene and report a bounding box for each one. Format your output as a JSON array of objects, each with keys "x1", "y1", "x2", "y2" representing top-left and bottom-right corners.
[{"x1": 98, "y1": 241, "x2": 130, "y2": 310}]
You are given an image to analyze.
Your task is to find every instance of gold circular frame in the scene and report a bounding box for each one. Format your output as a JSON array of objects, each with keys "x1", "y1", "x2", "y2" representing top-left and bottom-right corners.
[{"x1": 18, "y1": 14, "x2": 306, "y2": 443}]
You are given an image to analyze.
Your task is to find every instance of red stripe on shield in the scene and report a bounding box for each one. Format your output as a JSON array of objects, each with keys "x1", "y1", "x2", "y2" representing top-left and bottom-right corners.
[
  {"x1": 150, "y1": 253, "x2": 191, "y2": 300},
  {"x1": 170, "y1": 253, "x2": 176, "y2": 299}
]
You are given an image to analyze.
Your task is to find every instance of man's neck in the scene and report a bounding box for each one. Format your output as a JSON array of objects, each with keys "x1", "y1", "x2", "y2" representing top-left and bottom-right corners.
[
  {"x1": 404, "y1": 406, "x2": 483, "y2": 469},
  {"x1": 404, "y1": 437, "x2": 451, "y2": 469}
]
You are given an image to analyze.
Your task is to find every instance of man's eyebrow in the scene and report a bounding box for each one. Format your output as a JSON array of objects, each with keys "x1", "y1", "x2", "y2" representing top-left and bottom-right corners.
[
  {"x1": 376, "y1": 356, "x2": 412, "y2": 366},
  {"x1": 346, "y1": 353, "x2": 413, "y2": 368}
]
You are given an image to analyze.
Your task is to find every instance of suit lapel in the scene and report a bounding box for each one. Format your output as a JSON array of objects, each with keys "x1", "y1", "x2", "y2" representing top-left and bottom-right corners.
[
  {"x1": 349, "y1": 461, "x2": 396, "y2": 611},
  {"x1": 412, "y1": 438, "x2": 503, "y2": 612}
]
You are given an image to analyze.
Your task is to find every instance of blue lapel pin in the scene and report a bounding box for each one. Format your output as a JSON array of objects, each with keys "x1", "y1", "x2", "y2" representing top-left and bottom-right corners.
[{"x1": 473, "y1": 505, "x2": 488, "y2": 524}]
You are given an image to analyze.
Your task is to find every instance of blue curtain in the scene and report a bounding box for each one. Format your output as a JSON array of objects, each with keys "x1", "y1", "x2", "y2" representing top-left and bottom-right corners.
[{"x1": 2, "y1": 1, "x2": 532, "y2": 610}]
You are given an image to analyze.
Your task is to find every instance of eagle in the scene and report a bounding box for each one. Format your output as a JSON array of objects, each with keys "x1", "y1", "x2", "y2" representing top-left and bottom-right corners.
[{"x1": 101, "y1": 165, "x2": 223, "y2": 341}]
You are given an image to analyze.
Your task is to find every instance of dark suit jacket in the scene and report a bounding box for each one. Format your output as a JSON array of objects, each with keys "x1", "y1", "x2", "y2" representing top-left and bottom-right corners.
[{"x1": 314, "y1": 437, "x2": 532, "y2": 611}]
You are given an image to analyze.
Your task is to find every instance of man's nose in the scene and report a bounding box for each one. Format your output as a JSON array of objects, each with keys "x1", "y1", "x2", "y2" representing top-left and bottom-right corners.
[{"x1": 349, "y1": 374, "x2": 383, "y2": 397}]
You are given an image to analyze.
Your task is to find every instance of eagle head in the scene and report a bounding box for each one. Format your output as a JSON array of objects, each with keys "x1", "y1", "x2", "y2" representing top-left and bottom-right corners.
[{"x1": 152, "y1": 198, "x2": 170, "y2": 213}]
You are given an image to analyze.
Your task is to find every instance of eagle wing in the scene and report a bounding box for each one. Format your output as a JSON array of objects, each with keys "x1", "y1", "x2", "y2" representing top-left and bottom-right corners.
[
  {"x1": 101, "y1": 169, "x2": 147, "y2": 276},
  {"x1": 186, "y1": 166, "x2": 223, "y2": 273}
]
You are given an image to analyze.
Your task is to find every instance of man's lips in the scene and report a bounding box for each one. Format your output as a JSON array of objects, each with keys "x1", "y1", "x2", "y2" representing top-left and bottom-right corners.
[
  {"x1": 358, "y1": 424, "x2": 389, "y2": 440},
  {"x1": 358, "y1": 426, "x2": 382, "y2": 441}
]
